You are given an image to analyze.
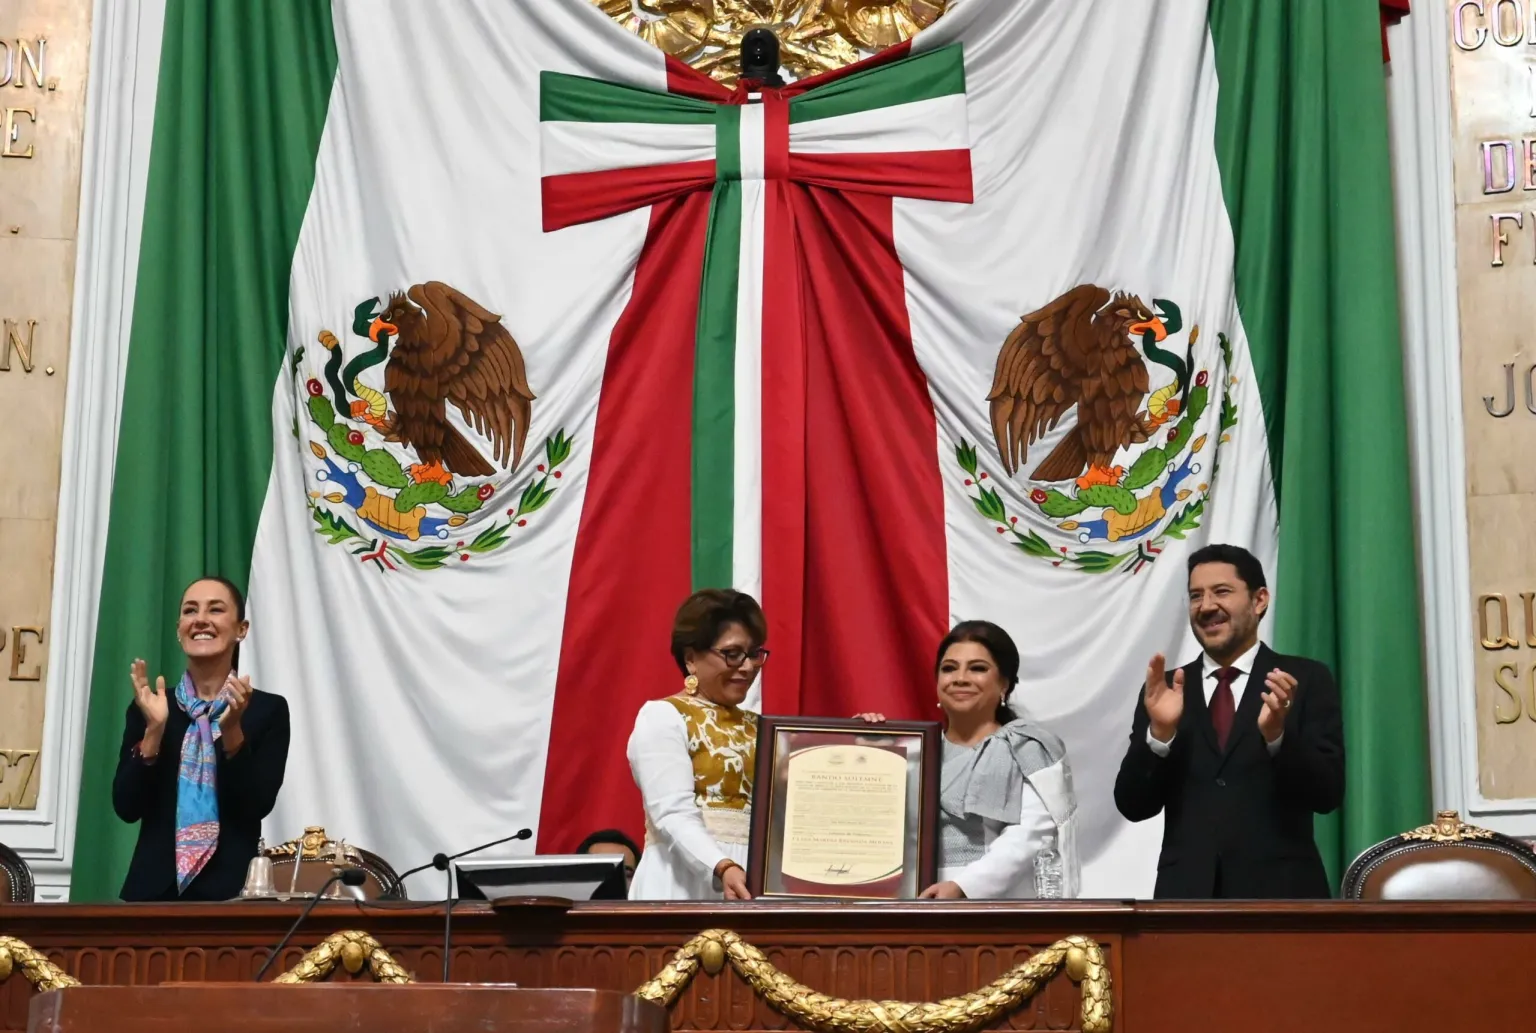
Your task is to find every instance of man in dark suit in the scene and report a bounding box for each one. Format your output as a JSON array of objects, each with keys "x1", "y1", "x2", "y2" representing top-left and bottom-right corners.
[{"x1": 1113, "y1": 543, "x2": 1344, "y2": 898}]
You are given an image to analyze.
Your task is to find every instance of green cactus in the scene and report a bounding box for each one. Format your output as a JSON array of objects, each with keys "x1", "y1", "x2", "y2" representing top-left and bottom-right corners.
[
  {"x1": 1038, "y1": 489, "x2": 1089, "y2": 518},
  {"x1": 1079, "y1": 483, "x2": 1138, "y2": 515},
  {"x1": 440, "y1": 486, "x2": 486, "y2": 514},
  {"x1": 395, "y1": 479, "x2": 448, "y2": 513},
  {"x1": 361, "y1": 449, "x2": 408, "y2": 489},
  {"x1": 328, "y1": 423, "x2": 365, "y2": 462},
  {"x1": 308, "y1": 394, "x2": 336, "y2": 431}
]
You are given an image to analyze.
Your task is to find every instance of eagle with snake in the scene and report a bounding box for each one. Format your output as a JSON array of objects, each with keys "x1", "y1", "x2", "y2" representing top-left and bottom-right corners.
[
  {"x1": 986, "y1": 284, "x2": 1188, "y2": 488},
  {"x1": 365, "y1": 282, "x2": 536, "y2": 480}
]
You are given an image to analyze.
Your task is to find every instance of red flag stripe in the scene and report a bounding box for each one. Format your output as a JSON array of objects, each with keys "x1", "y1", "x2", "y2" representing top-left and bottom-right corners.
[
  {"x1": 538, "y1": 194, "x2": 711, "y2": 852},
  {"x1": 788, "y1": 150, "x2": 974, "y2": 203},
  {"x1": 541, "y1": 160, "x2": 716, "y2": 233},
  {"x1": 795, "y1": 186, "x2": 950, "y2": 723}
]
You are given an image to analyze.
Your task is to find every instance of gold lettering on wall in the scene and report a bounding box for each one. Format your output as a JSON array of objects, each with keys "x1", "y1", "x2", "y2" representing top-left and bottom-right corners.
[
  {"x1": 2, "y1": 105, "x2": 35, "y2": 158},
  {"x1": 0, "y1": 749, "x2": 40, "y2": 809},
  {"x1": 0, "y1": 318, "x2": 37, "y2": 371},
  {"x1": 1490, "y1": 211, "x2": 1522, "y2": 264},
  {"x1": 0, "y1": 38, "x2": 48, "y2": 90},
  {"x1": 8, "y1": 626, "x2": 43, "y2": 681},
  {"x1": 1495, "y1": 663, "x2": 1522, "y2": 722},
  {"x1": 0, "y1": 13, "x2": 92, "y2": 818},
  {"x1": 1480, "y1": 593, "x2": 1519, "y2": 648}
]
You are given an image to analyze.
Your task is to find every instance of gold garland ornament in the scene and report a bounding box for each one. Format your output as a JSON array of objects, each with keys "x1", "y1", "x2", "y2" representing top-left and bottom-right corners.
[
  {"x1": 635, "y1": 929, "x2": 1112, "y2": 1033},
  {"x1": 0, "y1": 936, "x2": 80, "y2": 991},
  {"x1": 593, "y1": 0, "x2": 950, "y2": 86},
  {"x1": 272, "y1": 930, "x2": 414, "y2": 984}
]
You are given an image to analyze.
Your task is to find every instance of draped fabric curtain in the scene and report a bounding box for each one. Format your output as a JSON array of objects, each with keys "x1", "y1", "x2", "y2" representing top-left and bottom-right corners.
[
  {"x1": 65, "y1": 0, "x2": 1426, "y2": 900},
  {"x1": 1209, "y1": 0, "x2": 1428, "y2": 883},
  {"x1": 69, "y1": 1, "x2": 337, "y2": 901}
]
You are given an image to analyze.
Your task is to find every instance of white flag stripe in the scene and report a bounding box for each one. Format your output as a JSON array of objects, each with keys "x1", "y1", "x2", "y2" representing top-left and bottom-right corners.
[
  {"x1": 739, "y1": 103, "x2": 767, "y2": 180},
  {"x1": 787, "y1": 93, "x2": 968, "y2": 155},
  {"x1": 732, "y1": 173, "x2": 766, "y2": 657},
  {"x1": 541, "y1": 119, "x2": 716, "y2": 177}
]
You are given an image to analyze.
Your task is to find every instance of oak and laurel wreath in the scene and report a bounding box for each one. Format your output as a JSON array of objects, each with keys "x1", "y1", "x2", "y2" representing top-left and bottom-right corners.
[
  {"x1": 958, "y1": 332, "x2": 1240, "y2": 574},
  {"x1": 294, "y1": 339, "x2": 574, "y2": 572}
]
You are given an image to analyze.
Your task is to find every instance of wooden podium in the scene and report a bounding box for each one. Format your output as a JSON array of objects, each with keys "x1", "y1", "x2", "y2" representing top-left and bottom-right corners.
[{"x1": 27, "y1": 985, "x2": 667, "y2": 1033}]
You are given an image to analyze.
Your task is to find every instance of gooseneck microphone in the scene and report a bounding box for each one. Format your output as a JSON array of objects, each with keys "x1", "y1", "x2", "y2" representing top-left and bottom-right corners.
[
  {"x1": 253, "y1": 867, "x2": 369, "y2": 982},
  {"x1": 380, "y1": 828, "x2": 534, "y2": 983},
  {"x1": 381, "y1": 827, "x2": 533, "y2": 900}
]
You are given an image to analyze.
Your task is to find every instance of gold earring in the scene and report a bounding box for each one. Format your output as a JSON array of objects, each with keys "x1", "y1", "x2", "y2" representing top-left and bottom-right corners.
[{"x1": 684, "y1": 674, "x2": 699, "y2": 695}]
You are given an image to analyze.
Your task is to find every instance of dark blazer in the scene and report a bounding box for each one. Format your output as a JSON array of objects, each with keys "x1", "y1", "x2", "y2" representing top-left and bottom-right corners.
[
  {"x1": 112, "y1": 690, "x2": 291, "y2": 901},
  {"x1": 1113, "y1": 645, "x2": 1344, "y2": 899}
]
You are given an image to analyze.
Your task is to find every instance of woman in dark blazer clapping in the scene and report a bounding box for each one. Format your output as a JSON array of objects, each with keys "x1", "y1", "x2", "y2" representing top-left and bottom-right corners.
[{"x1": 113, "y1": 575, "x2": 290, "y2": 901}]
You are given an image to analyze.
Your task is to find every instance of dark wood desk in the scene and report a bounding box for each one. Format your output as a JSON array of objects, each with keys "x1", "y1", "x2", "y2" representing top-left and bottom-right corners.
[{"x1": 3, "y1": 900, "x2": 1532, "y2": 1033}]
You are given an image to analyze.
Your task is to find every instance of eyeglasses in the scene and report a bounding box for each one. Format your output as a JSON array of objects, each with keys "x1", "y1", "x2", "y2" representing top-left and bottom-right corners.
[{"x1": 712, "y1": 646, "x2": 770, "y2": 668}]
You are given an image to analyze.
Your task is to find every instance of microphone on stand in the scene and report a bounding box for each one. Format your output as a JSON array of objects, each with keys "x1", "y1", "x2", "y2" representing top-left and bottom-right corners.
[
  {"x1": 381, "y1": 827, "x2": 533, "y2": 900},
  {"x1": 383, "y1": 828, "x2": 534, "y2": 983},
  {"x1": 253, "y1": 868, "x2": 368, "y2": 982}
]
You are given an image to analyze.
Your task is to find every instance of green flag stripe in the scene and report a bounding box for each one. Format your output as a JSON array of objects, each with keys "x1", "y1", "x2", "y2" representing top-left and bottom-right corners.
[
  {"x1": 788, "y1": 43, "x2": 964, "y2": 124},
  {"x1": 540, "y1": 70, "x2": 718, "y2": 124},
  {"x1": 68, "y1": 2, "x2": 338, "y2": 901},
  {"x1": 715, "y1": 104, "x2": 741, "y2": 181},
  {"x1": 1208, "y1": 0, "x2": 1428, "y2": 888},
  {"x1": 691, "y1": 178, "x2": 742, "y2": 590}
]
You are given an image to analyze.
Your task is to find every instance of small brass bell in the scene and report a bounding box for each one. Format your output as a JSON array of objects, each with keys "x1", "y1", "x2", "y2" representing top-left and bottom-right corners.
[{"x1": 240, "y1": 838, "x2": 276, "y2": 899}]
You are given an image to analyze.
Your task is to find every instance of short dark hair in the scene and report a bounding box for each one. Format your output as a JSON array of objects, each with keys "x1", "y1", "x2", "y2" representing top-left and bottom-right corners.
[
  {"x1": 1187, "y1": 544, "x2": 1267, "y2": 593},
  {"x1": 670, "y1": 589, "x2": 767, "y2": 674},
  {"x1": 934, "y1": 620, "x2": 1020, "y2": 724},
  {"x1": 576, "y1": 828, "x2": 642, "y2": 858}
]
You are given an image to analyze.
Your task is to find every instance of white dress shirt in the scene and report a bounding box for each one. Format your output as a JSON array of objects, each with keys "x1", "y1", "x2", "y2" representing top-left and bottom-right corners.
[{"x1": 1146, "y1": 640, "x2": 1282, "y2": 756}]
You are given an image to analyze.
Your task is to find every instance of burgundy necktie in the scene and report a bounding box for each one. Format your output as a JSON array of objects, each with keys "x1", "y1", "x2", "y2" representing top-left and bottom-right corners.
[{"x1": 1210, "y1": 667, "x2": 1239, "y2": 750}]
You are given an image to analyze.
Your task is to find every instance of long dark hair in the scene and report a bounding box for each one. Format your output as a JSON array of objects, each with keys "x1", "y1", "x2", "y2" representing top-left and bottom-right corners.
[
  {"x1": 181, "y1": 574, "x2": 248, "y2": 670},
  {"x1": 934, "y1": 620, "x2": 1020, "y2": 724}
]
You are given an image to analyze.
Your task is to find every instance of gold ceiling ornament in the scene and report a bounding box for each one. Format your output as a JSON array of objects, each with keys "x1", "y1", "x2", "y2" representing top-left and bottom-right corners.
[
  {"x1": 0, "y1": 936, "x2": 80, "y2": 992},
  {"x1": 592, "y1": 0, "x2": 951, "y2": 86},
  {"x1": 272, "y1": 930, "x2": 413, "y2": 984},
  {"x1": 1400, "y1": 809, "x2": 1497, "y2": 844},
  {"x1": 635, "y1": 929, "x2": 1112, "y2": 1033}
]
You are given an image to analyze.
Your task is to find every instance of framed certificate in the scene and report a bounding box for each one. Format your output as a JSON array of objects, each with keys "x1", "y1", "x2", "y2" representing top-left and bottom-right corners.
[{"x1": 747, "y1": 717, "x2": 941, "y2": 900}]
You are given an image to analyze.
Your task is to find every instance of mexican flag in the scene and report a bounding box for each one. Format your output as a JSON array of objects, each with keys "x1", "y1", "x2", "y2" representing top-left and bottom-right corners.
[{"x1": 69, "y1": 0, "x2": 1427, "y2": 899}]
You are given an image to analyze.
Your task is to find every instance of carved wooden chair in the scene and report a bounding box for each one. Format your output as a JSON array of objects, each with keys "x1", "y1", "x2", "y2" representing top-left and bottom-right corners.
[
  {"x1": 1342, "y1": 810, "x2": 1536, "y2": 900},
  {"x1": 263, "y1": 826, "x2": 405, "y2": 900},
  {"x1": 0, "y1": 839, "x2": 36, "y2": 902}
]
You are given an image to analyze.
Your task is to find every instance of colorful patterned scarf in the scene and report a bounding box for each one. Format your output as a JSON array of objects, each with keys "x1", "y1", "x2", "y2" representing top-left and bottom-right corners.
[{"x1": 173, "y1": 673, "x2": 234, "y2": 893}]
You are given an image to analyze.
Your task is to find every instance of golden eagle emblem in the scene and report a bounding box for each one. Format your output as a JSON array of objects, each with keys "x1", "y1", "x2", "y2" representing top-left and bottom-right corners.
[
  {"x1": 986, "y1": 284, "x2": 1188, "y2": 487},
  {"x1": 371, "y1": 282, "x2": 536, "y2": 479},
  {"x1": 298, "y1": 283, "x2": 573, "y2": 573}
]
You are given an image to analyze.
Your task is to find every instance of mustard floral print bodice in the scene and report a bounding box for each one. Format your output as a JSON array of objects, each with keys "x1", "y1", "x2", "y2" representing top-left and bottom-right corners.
[{"x1": 663, "y1": 694, "x2": 757, "y2": 811}]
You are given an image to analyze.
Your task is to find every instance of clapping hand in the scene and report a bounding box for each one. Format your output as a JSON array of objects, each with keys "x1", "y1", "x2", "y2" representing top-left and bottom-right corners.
[
  {"x1": 130, "y1": 658, "x2": 169, "y2": 729},
  {"x1": 1257, "y1": 670, "x2": 1296, "y2": 744},
  {"x1": 1144, "y1": 653, "x2": 1184, "y2": 743},
  {"x1": 218, "y1": 674, "x2": 254, "y2": 730}
]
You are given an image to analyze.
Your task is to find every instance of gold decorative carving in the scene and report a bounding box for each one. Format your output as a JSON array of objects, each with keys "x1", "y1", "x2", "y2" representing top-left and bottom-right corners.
[
  {"x1": 271, "y1": 930, "x2": 413, "y2": 984},
  {"x1": 0, "y1": 936, "x2": 80, "y2": 991},
  {"x1": 635, "y1": 928, "x2": 1112, "y2": 1033},
  {"x1": 592, "y1": 0, "x2": 949, "y2": 86},
  {"x1": 267, "y1": 825, "x2": 354, "y2": 861},
  {"x1": 1400, "y1": 810, "x2": 1497, "y2": 844}
]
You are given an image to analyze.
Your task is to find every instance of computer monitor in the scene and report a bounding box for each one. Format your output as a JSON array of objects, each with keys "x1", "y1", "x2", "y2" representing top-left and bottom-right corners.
[{"x1": 455, "y1": 854, "x2": 627, "y2": 901}]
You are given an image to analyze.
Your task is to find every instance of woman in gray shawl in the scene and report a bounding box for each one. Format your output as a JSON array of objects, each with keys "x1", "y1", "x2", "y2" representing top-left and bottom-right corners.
[{"x1": 865, "y1": 621, "x2": 1079, "y2": 899}]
